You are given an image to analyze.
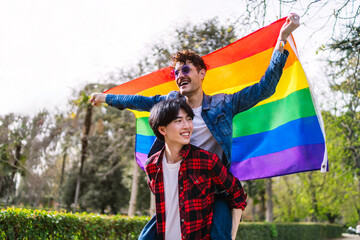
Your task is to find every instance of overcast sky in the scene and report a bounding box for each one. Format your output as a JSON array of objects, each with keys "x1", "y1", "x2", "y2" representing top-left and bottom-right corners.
[{"x1": 0, "y1": 0, "x2": 338, "y2": 116}]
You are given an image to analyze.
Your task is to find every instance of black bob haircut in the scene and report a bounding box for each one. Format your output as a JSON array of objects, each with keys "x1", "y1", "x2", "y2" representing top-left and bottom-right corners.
[{"x1": 149, "y1": 98, "x2": 194, "y2": 142}]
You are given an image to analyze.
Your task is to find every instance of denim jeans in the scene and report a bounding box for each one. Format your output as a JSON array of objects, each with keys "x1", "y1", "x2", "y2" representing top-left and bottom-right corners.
[{"x1": 138, "y1": 197, "x2": 232, "y2": 240}]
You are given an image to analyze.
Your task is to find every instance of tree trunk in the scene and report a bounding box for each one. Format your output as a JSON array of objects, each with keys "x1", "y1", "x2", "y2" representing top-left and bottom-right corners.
[
  {"x1": 58, "y1": 151, "x2": 67, "y2": 208},
  {"x1": 0, "y1": 174, "x2": 3, "y2": 196},
  {"x1": 357, "y1": 178, "x2": 360, "y2": 222},
  {"x1": 265, "y1": 178, "x2": 273, "y2": 222},
  {"x1": 73, "y1": 104, "x2": 92, "y2": 212},
  {"x1": 60, "y1": 152, "x2": 67, "y2": 188},
  {"x1": 308, "y1": 173, "x2": 319, "y2": 221},
  {"x1": 259, "y1": 188, "x2": 266, "y2": 221},
  {"x1": 6, "y1": 143, "x2": 22, "y2": 207},
  {"x1": 128, "y1": 159, "x2": 139, "y2": 216},
  {"x1": 283, "y1": 176, "x2": 293, "y2": 219},
  {"x1": 149, "y1": 192, "x2": 156, "y2": 216},
  {"x1": 10, "y1": 144, "x2": 21, "y2": 182}
]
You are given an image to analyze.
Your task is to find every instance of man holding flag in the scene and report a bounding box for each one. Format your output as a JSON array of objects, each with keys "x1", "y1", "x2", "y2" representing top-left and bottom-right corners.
[{"x1": 90, "y1": 13, "x2": 300, "y2": 240}]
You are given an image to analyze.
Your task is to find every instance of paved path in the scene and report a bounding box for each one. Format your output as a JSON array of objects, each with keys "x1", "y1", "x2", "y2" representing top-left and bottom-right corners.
[{"x1": 331, "y1": 233, "x2": 360, "y2": 239}]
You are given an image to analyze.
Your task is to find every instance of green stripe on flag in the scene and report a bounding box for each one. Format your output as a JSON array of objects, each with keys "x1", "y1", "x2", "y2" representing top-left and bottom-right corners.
[
  {"x1": 136, "y1": 88, "x2": 316, "y2": 138},
  {"x1": 136, "y1": 117, "x2": 154, "y2": 136},
  {"x1": 233, "y1": 88, "x2": 316, "y2": 137}
]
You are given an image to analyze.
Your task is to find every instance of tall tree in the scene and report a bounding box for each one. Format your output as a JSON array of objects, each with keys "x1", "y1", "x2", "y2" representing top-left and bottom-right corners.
[
  {"x1": 61, "y1": 84, "x2": 137, "y2": 214},
  {"x1": 1, "y1": 110, "x2": 64, "y2": 207},
  {"x1": 73, "y1": 92, "x2": 93, "y2": 211},
  {"x1": 325, "y1": 24, "x2": 360, "y2": 221},
  {"x1": 272, "y1": 110, "x2": 360, "y2": 225}
]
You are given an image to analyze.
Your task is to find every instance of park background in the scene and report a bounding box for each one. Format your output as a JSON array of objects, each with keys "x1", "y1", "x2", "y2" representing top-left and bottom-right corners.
[{"x1": 0, "y1": 0, "x2": 359, "y2": 234}]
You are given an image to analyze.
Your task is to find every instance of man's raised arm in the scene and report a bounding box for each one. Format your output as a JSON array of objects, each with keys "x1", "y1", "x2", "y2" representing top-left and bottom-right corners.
[{"x1": 275, "y1": 13, "x2": 300, "y2": 53}]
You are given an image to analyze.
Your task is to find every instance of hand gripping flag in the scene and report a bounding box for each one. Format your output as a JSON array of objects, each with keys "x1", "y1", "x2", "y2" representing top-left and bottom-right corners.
[{"x1": 104, "y1": 18, "x2": 328, "y2": 181}]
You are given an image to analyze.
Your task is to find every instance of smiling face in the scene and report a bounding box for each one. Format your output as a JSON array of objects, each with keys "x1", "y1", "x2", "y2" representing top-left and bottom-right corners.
[
  {"x1": 174, "y1": 60, "x2": 206, "y2": 97},
  {"x1": 158, "y1": 108, "x2": 193, "y2": 148}
]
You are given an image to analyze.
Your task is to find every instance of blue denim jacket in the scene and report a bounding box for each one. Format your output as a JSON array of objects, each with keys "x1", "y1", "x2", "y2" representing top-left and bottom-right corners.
[{"x1": 106, "y1": 50, "x2": 289, "y2": 169}]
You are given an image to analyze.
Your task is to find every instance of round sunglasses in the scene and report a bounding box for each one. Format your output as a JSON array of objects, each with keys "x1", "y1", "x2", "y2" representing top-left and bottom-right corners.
[{"x1": 170, "y1": 65, "x2": 191, "y2": 79}]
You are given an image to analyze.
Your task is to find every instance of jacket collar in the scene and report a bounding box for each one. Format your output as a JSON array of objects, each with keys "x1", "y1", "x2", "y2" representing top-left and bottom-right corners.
[
  {"x1": 176, "y1": 91, "x2": 210, "y2": 111},
  {"x1": 201, "y1": 92, "x2": 211, "y2": 111}
]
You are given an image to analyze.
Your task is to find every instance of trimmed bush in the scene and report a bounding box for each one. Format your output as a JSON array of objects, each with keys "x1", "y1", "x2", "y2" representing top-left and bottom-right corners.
[
  {"x1": 236, "y1": 222, "x2": 344, "y2": 240},
  {"x1": 0, "y1": 207, "x2": 150, "y2": 239},
  {"x1": 0, "y1": 208, "x2": 344, "y2": 240}
]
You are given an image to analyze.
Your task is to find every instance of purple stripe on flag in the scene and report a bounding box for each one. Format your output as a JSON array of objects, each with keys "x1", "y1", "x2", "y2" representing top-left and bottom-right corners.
[
  {"x1": 230, "y1": 143, "x2": 326, "y2": 181},
  {"x1": 136, "y1": 152, "x2": 148, "y2": 170}
]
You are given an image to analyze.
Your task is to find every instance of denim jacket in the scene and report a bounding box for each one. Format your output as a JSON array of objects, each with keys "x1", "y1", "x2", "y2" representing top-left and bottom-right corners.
[{"x1": 106, "y1": 50, "x2": 289, "y2": 169}]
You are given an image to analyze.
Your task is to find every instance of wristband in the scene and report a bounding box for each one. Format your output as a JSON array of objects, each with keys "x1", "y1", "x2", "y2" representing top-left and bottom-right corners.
[{"x1": 278, "y1": 39, "x2": 287, "y2": 47}]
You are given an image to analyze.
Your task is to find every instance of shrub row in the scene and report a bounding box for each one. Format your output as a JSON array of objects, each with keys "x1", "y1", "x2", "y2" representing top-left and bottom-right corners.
[
  {"x1": 0, "y1": 207, "x2": 149, "y2": 239},
  {"x1": 0, "y1": 207, "x2": 344, "y2": 240},
  {"x1": 236, "y1": 222, "x2": 344, "y2": 240}
]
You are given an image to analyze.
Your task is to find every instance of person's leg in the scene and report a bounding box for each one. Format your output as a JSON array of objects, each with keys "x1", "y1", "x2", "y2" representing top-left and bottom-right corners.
[
  {"x1": 211, "y1": 196, "x2": 232, "y2": 240},
  {"x1": 138, "y1": 214, "x2": 158, "y2": 240}
]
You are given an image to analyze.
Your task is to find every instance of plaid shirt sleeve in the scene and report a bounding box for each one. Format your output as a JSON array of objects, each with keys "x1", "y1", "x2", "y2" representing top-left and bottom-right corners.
[{"x1": 209, "y1": 153, "x2": 247, "y2": 210}]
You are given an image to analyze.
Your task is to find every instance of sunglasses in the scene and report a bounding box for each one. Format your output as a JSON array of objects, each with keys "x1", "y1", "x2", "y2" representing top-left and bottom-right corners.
[{"x1": 170, "y1": 65, "x2": 191, "y2": 79}]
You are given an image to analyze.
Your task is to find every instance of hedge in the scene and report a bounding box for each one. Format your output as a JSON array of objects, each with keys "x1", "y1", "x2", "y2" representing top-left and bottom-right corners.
[
  {"x1": 0, "y1": 207, "x2": 344, "y2": 240},
  {"x1": 236, "y1": 222, "x2": 344, "y2": 240},
  {"x1": 0, "y1": 207, "x2": 150, "y2": 239}
]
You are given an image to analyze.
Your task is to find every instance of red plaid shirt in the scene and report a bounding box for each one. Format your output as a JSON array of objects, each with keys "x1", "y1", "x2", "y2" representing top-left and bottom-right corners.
[{"x1": 145, "y1": 144, "x2": 247, "y2": 240}]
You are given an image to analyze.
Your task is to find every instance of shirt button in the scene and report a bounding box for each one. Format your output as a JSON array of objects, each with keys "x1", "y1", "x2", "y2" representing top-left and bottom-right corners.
[
  {"x1": 180, "y1": 186, "x2": 183, "y2": 190},
  {"x1": 180, "y1": 202, "x2": 183, "y2": 206},
  {"x1": 179, "y1": 172, "x2": 183, "y2": 175},
  {"x1": 181, "y1": 219, "x2": 184, "y2": 222}
]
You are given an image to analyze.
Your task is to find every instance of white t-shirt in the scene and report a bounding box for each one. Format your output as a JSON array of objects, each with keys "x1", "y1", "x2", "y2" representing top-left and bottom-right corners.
[
  {"x1": 162, "y1": 154, "x2": 181, "y2": 240},
  {"x1": 191, "y1": 106, "x2": 224, "y2": 159}
]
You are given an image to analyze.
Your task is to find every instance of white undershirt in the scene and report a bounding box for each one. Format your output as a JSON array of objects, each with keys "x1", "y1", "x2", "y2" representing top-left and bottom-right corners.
[
  {"x1": 190, "y1": 106, "x2": 224, "y2": 159},
  {"x1": 162, "y1": 154, "x2": 181, "y2": 240}
]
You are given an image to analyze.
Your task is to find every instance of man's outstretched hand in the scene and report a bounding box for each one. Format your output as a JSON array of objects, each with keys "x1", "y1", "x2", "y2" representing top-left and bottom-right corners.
[
  {"x1": 279, "y1": 13, "x2": 300, "y2": 41},
  {"x1": 89, "y1": 93, "x2": 107, "y2": 106}
]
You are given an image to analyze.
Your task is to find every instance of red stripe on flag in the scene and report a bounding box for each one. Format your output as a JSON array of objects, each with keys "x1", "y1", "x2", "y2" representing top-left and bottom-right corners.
[
  {"x1": 204, "y1": 18, "x2": 286, "y2": 69},
  {"x1": 104, "y1": 67, "x2": 172, "y2": 95},
  {"x1": 104, "y1": 17, "x2": 287, "y2": 95}
]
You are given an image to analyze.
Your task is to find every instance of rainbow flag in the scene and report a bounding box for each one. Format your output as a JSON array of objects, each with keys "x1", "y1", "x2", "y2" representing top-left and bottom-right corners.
[{"x1": 105, "y1": 18, "x2": 328, "y2": 181}]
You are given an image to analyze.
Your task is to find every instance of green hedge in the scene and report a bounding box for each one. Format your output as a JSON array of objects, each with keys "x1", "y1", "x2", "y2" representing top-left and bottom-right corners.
[
  {"x1": 0, "y1": 207, "x2": 150, "y2": 239},
  {"x1": 236, "y1": 222, "x2": 344, "y2": 240},
  {"x1": 0, "y1": 208, "x2": 344, "y2": 240}
]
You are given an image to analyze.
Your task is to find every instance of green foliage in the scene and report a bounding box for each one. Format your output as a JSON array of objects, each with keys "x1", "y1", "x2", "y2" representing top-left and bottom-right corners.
[
  {"x1": 0, "y1": 207, "x2": 150, "y2": 239},
  {"x1": 0, "y1": 208, "x2": 343, "y2": 240},
  {"x1": 272, "y1": 110, "x2": 360, "y2": 225},
  {"x1": 61, "y1": 85, "x2": 136, "y2": 214},
  {"x1": 244, "y1": 179, "x2": 266, "y2": 221},
  {"x1": 326, "y1": 25, "x2": 360, "y2": 170},
  {"x1": 236, "y1": 222, "x2": 343, "y2": 240},
  {"x1": 151, "y1": 17, "x2": 238, "y2": 69},
  {"x1": 323, "y1": 24, "x2": 360, "y2": 224}
]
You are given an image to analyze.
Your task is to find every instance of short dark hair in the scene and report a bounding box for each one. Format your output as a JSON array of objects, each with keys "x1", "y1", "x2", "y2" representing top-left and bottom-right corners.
[
  {"x1": 171, "y1": 49, "x2": 207, "y2": 71},
  {"x1": 149, "y1": 99, "x2": 194, "y2": 142}
]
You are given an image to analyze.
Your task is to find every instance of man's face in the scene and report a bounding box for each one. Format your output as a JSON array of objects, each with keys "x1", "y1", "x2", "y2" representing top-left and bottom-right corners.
[
  {"x1": 174, "y1": 60, "x2": 205, "y2": 97},
  {"x1": 159, "y1": 108, "x2": 193, "y2": 147}
]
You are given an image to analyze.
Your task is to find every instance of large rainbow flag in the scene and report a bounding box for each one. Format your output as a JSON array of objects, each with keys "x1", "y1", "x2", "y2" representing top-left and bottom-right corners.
[{"x1": 105, "y1": 18, "x2": 328, "y2": 181}]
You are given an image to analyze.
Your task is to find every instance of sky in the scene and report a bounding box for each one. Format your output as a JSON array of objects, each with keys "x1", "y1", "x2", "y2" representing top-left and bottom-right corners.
[{"x1": 0, "y1": 0, "x2": 342, "y2": 116}]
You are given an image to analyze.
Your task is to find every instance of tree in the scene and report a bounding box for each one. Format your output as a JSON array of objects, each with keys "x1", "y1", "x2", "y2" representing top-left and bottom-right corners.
[
  {"x1": 324, "y1": 25, "x2": 360, "y2": 222},
  {"x1": 272, "y1": 110, "x2": 359, "y2": 225},
  {"x1": 60, "y1": 83, "x2": 140, "y2": 214},
  {"x1": 73, "y1": 92, "x2": 93, "y2": 211},
  {"x1": 0, "y1": 110, "x2": 64, "y2": 208},
  {"x1": 150, "y1": 17, "x2": 238, "y2": 69}
]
